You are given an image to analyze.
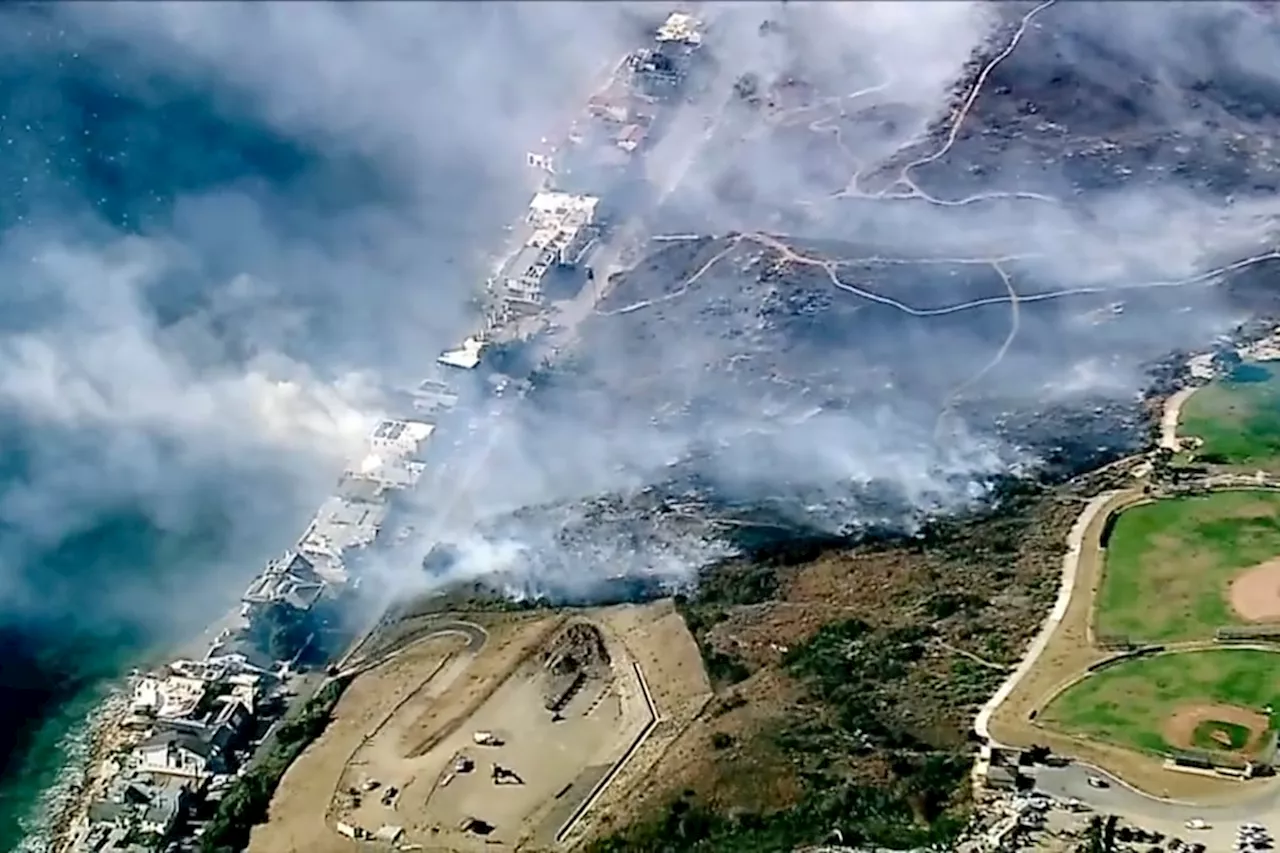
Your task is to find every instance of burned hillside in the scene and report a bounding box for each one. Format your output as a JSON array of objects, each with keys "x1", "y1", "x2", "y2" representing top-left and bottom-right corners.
[{"x1": 418, "y1": 1, "x2": 1280, "y2": 599}]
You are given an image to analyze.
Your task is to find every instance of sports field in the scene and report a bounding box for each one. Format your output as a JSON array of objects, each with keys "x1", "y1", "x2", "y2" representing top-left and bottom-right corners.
[
  {"x1": 1095, "y1": 490, "x2": 1280, "y2": 643},
  {"x1": 1042, "y1": 648, "x2": 1280, "y2": 759},
  {"x1": 1180, "y1": 362, "x2": 1280, "y2": 467}
]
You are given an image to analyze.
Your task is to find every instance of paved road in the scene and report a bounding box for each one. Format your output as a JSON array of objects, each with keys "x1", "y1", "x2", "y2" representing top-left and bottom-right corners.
[
  {"x1": 1033, "y1": 761, "x2": 1280, "y2": 849},
  {"x1": 974, "y1": 490, "x2": 1120, "y2": 742}
]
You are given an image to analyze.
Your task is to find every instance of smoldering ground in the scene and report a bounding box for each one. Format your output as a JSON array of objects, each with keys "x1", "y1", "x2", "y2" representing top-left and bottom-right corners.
[
  {"x1": 4, "y1": 0, "x2": 1280, "y2": 824},
  {"x1": 0, "y1": 2, "x2": 667, "y2": 832},
  {"x1": 0, "y1": 2, "x2": 1009, "y2": 610},
  {"x1": 393, "y1": 0, "x2": 1280, "y2": 598}
]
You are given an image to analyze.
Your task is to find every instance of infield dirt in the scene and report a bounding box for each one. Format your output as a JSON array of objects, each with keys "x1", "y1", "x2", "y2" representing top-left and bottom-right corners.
[
  {"x1": 1161, "y1": 703, "x2": 1269, "y2": 758},
  {"x1": 1229, "y1": 558, "x2": 1280, "y2": 623}
]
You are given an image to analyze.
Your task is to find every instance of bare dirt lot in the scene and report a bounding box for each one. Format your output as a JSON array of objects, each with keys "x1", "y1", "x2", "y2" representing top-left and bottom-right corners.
[
  {"x1": 1161, "y1": 703, "x2": 1270, "y2": 758},
  {"x1": 248, "y1": 626, "x2": 478, "y2": 853},
  {"x1": 1229, "y1": 558, "x2": 1280, "y2": 622},
  {"x1": 250, "y1": 601, "x2": 710, "y2": 852}
]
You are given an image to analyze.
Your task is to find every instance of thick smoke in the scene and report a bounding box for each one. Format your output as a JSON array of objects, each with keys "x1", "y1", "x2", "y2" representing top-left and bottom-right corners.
[{"x1": 9, "y1": 0, "x2": 1280, "y2": 617}]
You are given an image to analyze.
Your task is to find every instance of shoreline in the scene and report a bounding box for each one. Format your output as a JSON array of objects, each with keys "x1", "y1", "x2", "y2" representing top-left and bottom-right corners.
[
  {"x1": 18, "y1": 685, "x2": 131, "y2": 853},
  {"x1": 28, "y1": 357, "x2": 1217, "y2": 852}
]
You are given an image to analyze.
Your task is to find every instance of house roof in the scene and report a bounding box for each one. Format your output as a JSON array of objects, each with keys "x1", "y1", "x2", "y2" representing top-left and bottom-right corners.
[{"x1": 140, "y1": 730, "x2": 215, "y2": 759}]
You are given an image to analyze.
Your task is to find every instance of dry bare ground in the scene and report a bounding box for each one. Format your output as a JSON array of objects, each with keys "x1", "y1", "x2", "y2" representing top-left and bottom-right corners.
[
  {"x1": 562, "y1": 601, "x2": 713, "y2": 848},
  {"x1": 1229, "y1": 558, "x2": 1280, "y2": 622},
  {"x1": 247, "y1": 630, "x2": 472, "y2": 853},
  {"x1": 248, "y1": 602, "x2": 710, "y2": 853},
  {"x1": 1161, "y1": 703, "x2": 1270, "y2": 757}
]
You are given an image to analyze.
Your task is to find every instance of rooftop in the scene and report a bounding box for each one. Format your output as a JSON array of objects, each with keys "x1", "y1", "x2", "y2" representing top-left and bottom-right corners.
[
  {"x1": 656, "y1": 11, "x2": 703, "y2": 46},
  {"x1": 527, "y1": 191, "x2": 600, "y2": 227},
  {"x1": 367, "y1": 418, "x2": 434, "y2": 454},
  {"x1": 439, "y1": 336, "x2": 487, "y2": 369},
  {"x1": 130, "y1": 675, "x2": 208, "y2": 720},
  {"x1": 139, "y1": 730, "x2": 216, "y2": 760},
  {"x1": 298, "y1": 496, "x2": 388, "y2": 558}
]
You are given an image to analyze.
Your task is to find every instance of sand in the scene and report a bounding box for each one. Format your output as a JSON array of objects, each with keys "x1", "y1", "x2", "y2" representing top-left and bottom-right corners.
[
  {"x1": 1228, "y1": 558, "x2": 1280, "y2": 622},
  {"x1": 1161, "y1": 703, "x2": 1269, "y2": 756}
]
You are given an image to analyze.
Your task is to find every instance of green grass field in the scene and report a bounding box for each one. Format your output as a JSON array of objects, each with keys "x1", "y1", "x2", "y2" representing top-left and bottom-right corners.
[
  {"x1": 1192, "y1": 719, "x2": 1251, "y2": 752},
  {"x1": 1180, "y1": 362, "x2": 1280, "y2": 467},
  {"x1": 1096, "y1": 491, "x2": 1280, "y2": 642},
  {"x1": 1042, "y1": 649, "x2": 1280, "y2": 756}
]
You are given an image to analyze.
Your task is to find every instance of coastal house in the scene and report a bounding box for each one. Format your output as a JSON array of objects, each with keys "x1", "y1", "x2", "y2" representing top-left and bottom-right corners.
[
  {"x1": 135, "y1": 730, "x2": 226, "y2": 779},
  {"x1": 409, "y1": 377, "x2": 460, "y2": 416},
  {"x1": 297, "y1": 495, "x2": 389, "y2": 578},
  {"x1": 137, "y1": 776, "x2": 193, "y2": 837},
  {"x1": 79, "y1": 773, "x2": 194, "y2": 850},
  {"x1": 241, "y1": 550, "x2": 326, "y2": 614},
  {"x1": 129, "y1": 674, "x2": 208, "y2": 722}
]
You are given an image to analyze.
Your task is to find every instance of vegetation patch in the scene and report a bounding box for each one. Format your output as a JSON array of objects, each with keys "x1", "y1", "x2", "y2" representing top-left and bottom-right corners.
[
  {"x1": 1095, "y1": 490, "x2": 1280, "y2": 642},
  {"x1": 1191, "y1": 719, "x2": 1252, "y2": 752},
  {"x1": 592, "y1": 481, "x2": 1075, "y2": 852},
  {"x1": 1041, "y1": 649, "x2": 1280, "y2": 759},
  {"x1": 1180, "y1": 362, "x2": 1280, "y2": 467}
]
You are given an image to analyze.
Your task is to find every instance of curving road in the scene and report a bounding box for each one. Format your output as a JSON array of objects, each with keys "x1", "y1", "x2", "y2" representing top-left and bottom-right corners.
[
  {"x1": 973, "y1": 490, "x2": 1118, "y2": 743},
  {"x1": 973, "y1": 481, "x2": 1280, "y2": 842},
  {"x1": 337, "y1": 620, "x2": 488, "y2": 680}
]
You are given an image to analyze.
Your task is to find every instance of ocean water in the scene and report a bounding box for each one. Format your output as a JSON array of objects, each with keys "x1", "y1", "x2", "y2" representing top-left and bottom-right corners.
[
  {"x1": 0, "y1": 5, "x2": 627, "y2": 847},
  {"x1": 0, "y1": 10, "x2": 387, "y2": 850}
]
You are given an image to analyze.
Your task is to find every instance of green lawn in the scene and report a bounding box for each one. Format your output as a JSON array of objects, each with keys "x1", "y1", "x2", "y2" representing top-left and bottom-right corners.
[
  {"x1": 1096, "y1": 491, "x2": 1280, "y2": 642},
  {"x1": 1042, "y1": 649, "x2": 1280, "y2": 756},
  {"x1": 1192, "y1": 719, "x2": 1251, "y2": 752},
  {"x1": 1180, "y1": 362, "x2": 1280, "y2": 467}
]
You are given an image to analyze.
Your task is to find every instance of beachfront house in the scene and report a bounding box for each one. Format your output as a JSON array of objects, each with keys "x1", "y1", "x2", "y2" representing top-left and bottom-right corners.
[{"x1": 135, "y1": 730, "x2": 226, "y2": 779}]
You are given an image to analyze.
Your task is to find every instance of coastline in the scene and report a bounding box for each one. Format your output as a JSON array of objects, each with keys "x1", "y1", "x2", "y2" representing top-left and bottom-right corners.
[
  {"x1": 44, "y1": 691, "x2": 132, "y2": 853},
  {"x1": 15, "y1": 684, "x2": 130, "y2": 853}
]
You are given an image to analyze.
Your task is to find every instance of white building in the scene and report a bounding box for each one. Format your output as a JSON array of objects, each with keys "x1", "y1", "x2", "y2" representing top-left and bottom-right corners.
[
  {"x1": 501, "y1": 191, "x2": 600, "y2": 306},
  {"x1": 656, "y1": 11, "x2": 703, "y2": 46},
  {"x1": 438, "y1": 336, "x2": 487, "y2": 370},
  {"x1": 345, "y1": 419, "x2": 433, "y2": 489},
  {"x1": 135, "y1": 731, "x2": 222, "y2": 779},
  {"x1": 130, "y1": 675, "x2": 208, "y2": 720}
]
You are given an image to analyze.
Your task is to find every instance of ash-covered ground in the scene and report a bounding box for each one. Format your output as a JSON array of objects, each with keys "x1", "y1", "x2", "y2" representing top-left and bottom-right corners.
[{"x1": 424, "y1": 1, "x2": 1280, "y2": 600}]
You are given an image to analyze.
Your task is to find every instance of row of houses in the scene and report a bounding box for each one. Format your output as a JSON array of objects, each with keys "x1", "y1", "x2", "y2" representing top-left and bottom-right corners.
[
  {"x1": 435, "y1": 10, "x2": 707, "y2": 368},
  {"x1": 68, "y1": 11, "x2": 710, "y2": 852},
  {"x1": 70, "y1": 410, "x2": 447, "y2": 851},
  {"x1": 66, "y1": 385, "x2": 468, "y2": 851},
  {"x1": 72, "y1": 656, "x2": 271, "y2": 851}
]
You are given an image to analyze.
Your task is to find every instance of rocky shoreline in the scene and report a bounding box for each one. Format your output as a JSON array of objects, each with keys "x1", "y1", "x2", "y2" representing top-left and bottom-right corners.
[{"x1": 21, "y1": 687, "x2": 131, "y2": 853}]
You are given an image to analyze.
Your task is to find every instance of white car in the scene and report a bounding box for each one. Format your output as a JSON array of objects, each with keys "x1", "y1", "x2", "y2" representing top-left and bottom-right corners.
[{"x1": 1186, "y1": 818, "x2": 1210, "y2": 830}]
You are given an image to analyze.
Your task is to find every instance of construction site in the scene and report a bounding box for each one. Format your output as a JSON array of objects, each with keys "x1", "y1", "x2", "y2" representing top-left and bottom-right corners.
[{"x1": 248, "y1": 600, "x2": 711, "y2": 852}]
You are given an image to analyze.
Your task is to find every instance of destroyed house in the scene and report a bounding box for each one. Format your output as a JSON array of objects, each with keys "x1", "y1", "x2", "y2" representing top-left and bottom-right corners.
[
  {"x1": 586, "y1": 89, "x2": 645, "y2": 125},
  {"x1": 626, "y1": 47, "x2": 682, "y2": 93},
  {"x1": 298, "y1": 495, "x2": 389, "y2": 566},
  {"x1": 411, "y1": 377, "x2": 459, "y2": 414},
  {"x1": 86, "y1": 773, "x2": 195, "y2": 843},
  {"x1": 241, "y1": 550, "x2": 325, "y2": 612},
  {"x1": 616, "y1": 123, "x2": 648, "y2": 153},
  {"x1": 500, "y1": 191, "x2": 599, "y2": 306},
  {"x1": 503, "y1": 242, "x2": 558, "y2": 305}
]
